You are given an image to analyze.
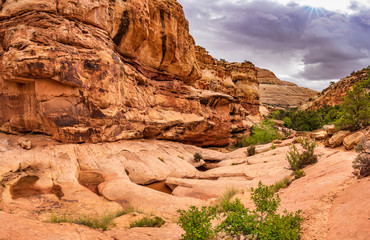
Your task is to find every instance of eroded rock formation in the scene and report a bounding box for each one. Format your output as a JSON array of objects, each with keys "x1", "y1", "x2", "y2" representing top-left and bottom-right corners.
[
  {"x1": 302, "y1": 69, "x2": 369, "y2": 110},
  {"x1": 0, "y1": 0, "x2": 261, "y2": 146},
  {"x1": 257, "y1": 68, "x2": 317, "y2": 108}
]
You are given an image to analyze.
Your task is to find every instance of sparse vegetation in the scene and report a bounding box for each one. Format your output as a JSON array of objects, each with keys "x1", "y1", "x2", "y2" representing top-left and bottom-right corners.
[
  {"x1": 178, "y1": 182, "x2": 303, "y2": 240},
  {"x1": 247, "y1": 145, "x2": 256, "y2": 156},
  {"x1": 269, "y1": 176, "x2": 291, "y2": 193},
  {"x1": 352, "y1": 140, "x2": 370, "y2": 178},
  {"x1": 216, "y1": 188, "x2": 238, "y2": 211},
  {"x1": 193, "y1": 152, "x2": 203, "y2": 162},
  {"x1": 287, "y1": 138, "x2": 318, "y2": 175},
  {"x1": 130, "y1": 216, "x2": 165, "y2": 228},
  {"x1": 294, "y1": 170, "x2": 306, "y2": 179},
  {"x1": 49, "y1": 209, "x2": 133, "y2": 231},
  {"x1": 236, "y1": 120, "x2": 282, "y2": 148},
  {"x1": 271, "y1": 143, "x2": 277, "y2": 150}
]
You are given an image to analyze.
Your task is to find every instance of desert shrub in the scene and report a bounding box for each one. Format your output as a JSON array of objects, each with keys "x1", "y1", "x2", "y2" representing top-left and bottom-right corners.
[
  {"x1": 352, "y1": 140, "x2": 370, "y2": 178},
  {"x1": 177, "y1": 206, "x2": 217, "y2": 240},
  {"x1": 247, "y1": 145, "x2": 256, "y2": 156},
  {"x1": 193, "y1": 153, "x2": 203, "y2": 162},
  {"x1": 294, "y1": 170, "x2": 306, "y2": 179},
  {"x1": 336, "y1": 75, "x2": 370, "y2": 130},
  {"x1": 287, "y1": 138, "x2": 317, "y2": 173},
  {"x1": 178, "y1": 182, "x2": 303, "y2": 240},
  {"x1": 237, "y1": 120, "x2": 282, "y2": 147},
  {"x1": 130, "y1": 216, "x2": 165, "y2": 228}
]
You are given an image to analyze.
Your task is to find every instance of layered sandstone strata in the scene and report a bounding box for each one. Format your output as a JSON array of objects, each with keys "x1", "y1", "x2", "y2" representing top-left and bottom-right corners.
[
  {"x1": 257, "y1": 68, "x2": 317, "y2": 108},
  {"x1": 194, "y1": 46, "x2": 260, "y2": 137},
  {"x1": 0, "y1": 0, "x2": 260, "y2": 146}
]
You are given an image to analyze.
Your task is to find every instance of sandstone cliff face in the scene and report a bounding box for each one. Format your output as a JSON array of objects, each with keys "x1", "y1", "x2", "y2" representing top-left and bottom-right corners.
[
  {"x1": 194, "y1": 46, "x2": 260, "y2": 137},
  {"x1": 302, "y1": 70, "x2": 369, "y2": 110},
  {"x1": 257, "y1": 68, "x2": 317, "y2": 108},
  {"x1": 0, "y1": 0, "x2": 260, "y2": 146}
]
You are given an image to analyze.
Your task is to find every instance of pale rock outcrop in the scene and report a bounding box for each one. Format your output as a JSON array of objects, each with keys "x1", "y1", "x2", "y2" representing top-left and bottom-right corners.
[
  {"x1": 343, "y1": 131, "x2": 366, "y2": 150},
  {"x1": 257, "y1": 68, "x2": 317, "y2": 108},
  {"x1": 325, "y1": 131, "x2": 351, "y2": 148},
  {"x1": 310, "y1": 129, "x2": 329, "y2": 140}
]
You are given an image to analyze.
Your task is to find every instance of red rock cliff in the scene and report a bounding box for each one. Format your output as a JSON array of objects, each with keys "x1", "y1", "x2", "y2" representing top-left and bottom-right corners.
[{"x1": 0, "y1": 0, "x2": 261, "y2": 146}]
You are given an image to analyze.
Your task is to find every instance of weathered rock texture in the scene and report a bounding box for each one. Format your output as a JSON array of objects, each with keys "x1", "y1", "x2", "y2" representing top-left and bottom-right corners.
[
  {"x1": 194, "y1": 46, "x2": 261, "y2": 137},
  {"x1": 0, "y1": 0, "x2": 261, "y2": 146},
  {"x1": 302, "y1": 70, "x2": 369, "y2": 110},
  {"x1": 257, "y1": 68, "x2": 317, "y2": 108}
]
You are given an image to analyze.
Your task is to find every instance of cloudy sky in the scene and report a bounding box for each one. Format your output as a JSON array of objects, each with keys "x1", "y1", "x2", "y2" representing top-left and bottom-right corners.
[{"x1": 177, "y1": 0, "x2": 370, "y2": 90}]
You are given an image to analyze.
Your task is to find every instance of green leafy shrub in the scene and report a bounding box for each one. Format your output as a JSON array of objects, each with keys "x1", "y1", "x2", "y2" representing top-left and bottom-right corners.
[
  {"x1": 130, "y1": 216, "x2": 165, "y2": 228},
  {"x1": 237, "y1": 120, "x2": 282, "y2": 147},
  {"x1": 336, "y1": 75, "x2": 370, "y2": 130},
  {"x1": 178, "y1": 182, "x2": 303, "y2": 240},
  {"x1": 287, "y1": 138, "x2": 318, "y2": 172},
  {"x1": 247, "y1": 145, "x2": 256, "y2": 156},
  {"x1": 177, "y1": 206, "x2": 217, "y2": 240}
]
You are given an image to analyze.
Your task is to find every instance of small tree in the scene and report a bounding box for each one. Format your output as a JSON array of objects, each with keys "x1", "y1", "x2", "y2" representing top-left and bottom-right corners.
[{"x1": 337, "y1": 76, "x2": 370, "y2": 130}]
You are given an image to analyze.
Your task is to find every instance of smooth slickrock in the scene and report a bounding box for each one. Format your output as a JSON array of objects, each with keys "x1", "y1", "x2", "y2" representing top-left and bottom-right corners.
[
  {"x1": 0, "y1": 211, "x2": 114, "y2": 240},
  {"x1": 327, "y1": 178, "x2": 370, "y2": 240}
]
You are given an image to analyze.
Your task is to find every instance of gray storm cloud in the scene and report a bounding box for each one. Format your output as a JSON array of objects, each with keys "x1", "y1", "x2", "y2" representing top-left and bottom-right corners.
[{"x1": 178, "y1": 0, "x2": 370, "y2": 90}]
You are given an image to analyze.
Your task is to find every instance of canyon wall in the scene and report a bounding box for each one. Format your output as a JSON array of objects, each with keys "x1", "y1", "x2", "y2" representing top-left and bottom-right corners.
[
  {"x1": 257, "y1": 68, "x2": 317, "y2": 108},
  {"x1": 0, "y1": 0, "x2": 261, "y2": 146}
]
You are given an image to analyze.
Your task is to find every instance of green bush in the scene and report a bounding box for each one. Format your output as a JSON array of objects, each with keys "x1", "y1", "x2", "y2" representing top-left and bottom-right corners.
[
  {"x1": 287, "y1": 138, "x2": 318, "y2": 172},
  {"x1": 336, "y1": 75, "x2": 370, "y2": 130},
  {"x1": 177, "y1": 206, "x2": 217, "y2": 240},
  {"x1": 177, "y1": 182, "x2": 303, "y2": 240},
  {"x1": 237, "y1": 120, "x2": 282, "y2": 147},
  {"x1": 130, "y1": 216, "x2": 165, "y2": 228}
]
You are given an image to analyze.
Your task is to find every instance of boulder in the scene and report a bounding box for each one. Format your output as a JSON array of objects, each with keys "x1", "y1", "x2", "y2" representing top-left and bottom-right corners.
[
  {"x1": 18, "y1": 137, "x2": 32, "y2": 150},
  {"x1": 310, "y1": 129, "x2": 328, "y2": 140},
  {"x1": 323, "y1": 125, "x2": 337, "y2": 136},
  {"x1": 343, "y1": 131, "x2": 366, "y2": 150},
  {"x1": 325, "y1": 131, "x2": 350, "y2": 148}
]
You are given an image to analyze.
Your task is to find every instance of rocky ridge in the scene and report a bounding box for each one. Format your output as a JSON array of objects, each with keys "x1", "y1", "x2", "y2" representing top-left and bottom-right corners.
[
  {"x1": 257, "y1": 68, "x2": 317, "y2": 108},
  {"x1": 302, "y1": 69, "x2": 369, "y2": 110}
]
